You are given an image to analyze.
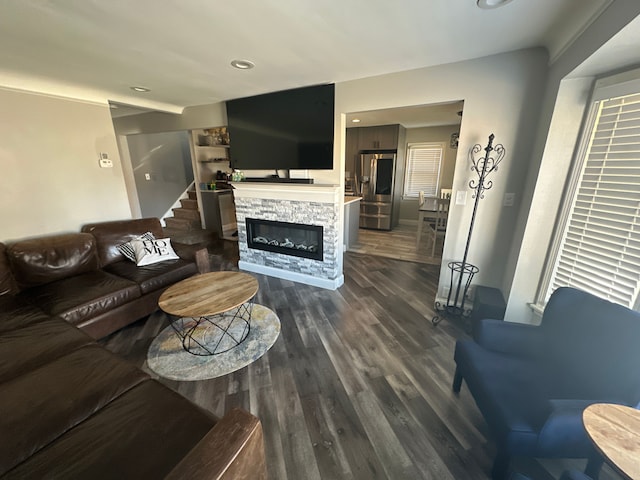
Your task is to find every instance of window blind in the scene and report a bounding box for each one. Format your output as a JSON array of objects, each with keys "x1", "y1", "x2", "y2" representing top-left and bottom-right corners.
[
  {"x1": 403, "y1": 143, "x2": 443, "y2": 197},
  {"x1": 547, "y1": 92, "x2": 640, "y2": 308}
]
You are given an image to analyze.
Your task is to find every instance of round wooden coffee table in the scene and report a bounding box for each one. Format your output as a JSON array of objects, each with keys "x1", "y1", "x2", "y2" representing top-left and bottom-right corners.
[
  {"x1": 158, "y1": 271, "x2": 259, "y2": 356},
  {"x1": 583, "y1": 403, "x2": 640, "y2": 480}
]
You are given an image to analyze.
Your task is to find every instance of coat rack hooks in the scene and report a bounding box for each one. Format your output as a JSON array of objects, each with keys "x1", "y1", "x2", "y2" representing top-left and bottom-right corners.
[{"x1": 432, "y1": 133, "x2": 506, "y2": 329}]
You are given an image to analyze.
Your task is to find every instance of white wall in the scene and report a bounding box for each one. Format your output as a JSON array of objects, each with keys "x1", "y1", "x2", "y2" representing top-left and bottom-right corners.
[
  {"x1": 111, "y1": 103, "x2": 227, "y2": 136},
  {"x1": 336, "y1": 48, "x2": 549, "y2": 296},
  {"x1": 0, "y1": 88, "x2": 130, "y2": 241},
  {"x1": 111, "y1": 103, "x2": 229, "y2": 221},
  {"x1": 505, "y1": 0, "x2": 640, "y2": 323}
]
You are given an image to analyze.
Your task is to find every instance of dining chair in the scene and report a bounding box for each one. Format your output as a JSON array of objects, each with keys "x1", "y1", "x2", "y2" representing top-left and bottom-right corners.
[
  {"x1": 416, "y1": 191, "x2": 438, "y2": 248},
  {"x1": 440, "y1": 188, "x2": 452, "y2": 200},
  {"x1": 429, "y1": 197, "x2": 449, "y2": 256},
  {"x1": 417, "y1": 191, "x2": 425, "y2": 244}
]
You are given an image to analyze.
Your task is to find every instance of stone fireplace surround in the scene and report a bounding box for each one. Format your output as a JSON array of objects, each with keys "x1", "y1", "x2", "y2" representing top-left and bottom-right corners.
[{"x1": 232, "y1": 182, "x2": 344, "y2": 290}]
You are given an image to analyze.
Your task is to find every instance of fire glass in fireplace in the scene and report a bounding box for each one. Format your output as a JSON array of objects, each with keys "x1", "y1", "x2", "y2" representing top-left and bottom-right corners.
[{"x1": 246, "y1": 218, "x2": 323, "y2": 261}]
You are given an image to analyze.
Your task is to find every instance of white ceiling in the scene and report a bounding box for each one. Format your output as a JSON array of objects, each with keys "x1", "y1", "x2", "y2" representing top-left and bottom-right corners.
[
  {"x1": 0, "y1": 0, "x2": 614, "y2": 114},
  {"x1": 346, "y1": 101, "x2": 464, "y2": 129}
]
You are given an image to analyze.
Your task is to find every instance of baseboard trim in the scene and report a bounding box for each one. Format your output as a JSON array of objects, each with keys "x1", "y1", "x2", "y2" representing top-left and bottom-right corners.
[{"x1": 239, "y1": 261, "x2": 344, "y2": 290}]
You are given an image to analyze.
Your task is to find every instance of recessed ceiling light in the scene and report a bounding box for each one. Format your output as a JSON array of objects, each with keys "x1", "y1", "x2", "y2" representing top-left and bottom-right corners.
[
  {"x1": 130, "y1": 86, "x2": 150, "y2": 92},
  {"x1": 352, "y1": 118, "x2": 361, "y2": 123},
  {"x1": 231, "y1": 59, "x2": 255, "y2": 70},
  {"x1": 477, "y1": 0, "x2": 513, "y2": 9}
]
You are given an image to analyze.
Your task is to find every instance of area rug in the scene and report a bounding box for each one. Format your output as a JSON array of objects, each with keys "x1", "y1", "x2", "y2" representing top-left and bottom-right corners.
[{"x1": 147, "y1": 304, "x2": 280, "y2": 381}]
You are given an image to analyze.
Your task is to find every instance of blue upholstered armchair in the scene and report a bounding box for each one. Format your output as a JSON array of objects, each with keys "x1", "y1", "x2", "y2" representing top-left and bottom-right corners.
[{"x1": 453, "y1": 287, "x2": 640, "y2": 479}]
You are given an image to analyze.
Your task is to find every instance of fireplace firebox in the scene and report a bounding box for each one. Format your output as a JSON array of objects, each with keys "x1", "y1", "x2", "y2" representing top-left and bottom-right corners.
[{"x1": 246, "y1": 218, "x2": 323, "y2": 261}]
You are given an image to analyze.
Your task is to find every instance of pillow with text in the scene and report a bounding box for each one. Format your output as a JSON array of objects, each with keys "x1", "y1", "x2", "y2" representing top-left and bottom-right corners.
[{"x1": 130, "y1": 237, "x2": 179, "y2": 266}]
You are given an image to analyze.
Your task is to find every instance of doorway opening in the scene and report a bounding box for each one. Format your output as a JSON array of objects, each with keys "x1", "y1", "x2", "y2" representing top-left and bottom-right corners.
[{"x1": 344, "y1": 100, "x2": 464, "y2": 264}]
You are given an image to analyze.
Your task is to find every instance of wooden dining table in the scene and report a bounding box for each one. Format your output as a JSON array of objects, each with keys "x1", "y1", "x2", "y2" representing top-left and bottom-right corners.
[
  {"x1": 583, "y1": 403, "x2": 640, "y2": 480},
  {"x1": 419, "y1": 196, "x2": 439, "y2": 213}
]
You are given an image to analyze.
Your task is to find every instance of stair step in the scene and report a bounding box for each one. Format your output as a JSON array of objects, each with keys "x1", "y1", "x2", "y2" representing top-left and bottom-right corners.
[
  {"x1": 188, "y1": 191, "x2": 198, "y2": 200},
  {"x1": 173, "y1": 207, "x2": 200, "y2": 220},
  {"x1": 180, "y1": 198, "x2": 198, "y2": 210},
  {"x1": 164, "y1": 216, "x2": 202, "y2": 231}
]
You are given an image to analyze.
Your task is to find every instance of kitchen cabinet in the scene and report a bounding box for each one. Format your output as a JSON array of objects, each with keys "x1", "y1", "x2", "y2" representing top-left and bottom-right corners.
[
  {"x1": 356, "y1": 125, "x2": 399, "y2": 150},
  {"x1": 343, "y1": 197, "x2": 361, "y2": 251},
  {"x1": 345, "y1": 127, "x2": 360, "y2": 178}
]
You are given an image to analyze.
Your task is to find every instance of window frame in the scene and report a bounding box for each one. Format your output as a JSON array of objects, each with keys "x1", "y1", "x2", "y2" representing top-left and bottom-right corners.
[
  {"x1": 536, "y1": 71, "x2": 640, "y2": 311},
  {"x1": 402, "y1": 142, "x2": 444, "y2": 199}
]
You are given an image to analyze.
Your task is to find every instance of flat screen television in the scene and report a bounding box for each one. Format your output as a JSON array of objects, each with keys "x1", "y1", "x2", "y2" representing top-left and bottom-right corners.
[{"x1": 226, "y1": 83, "x2": 335, "y2": 171}]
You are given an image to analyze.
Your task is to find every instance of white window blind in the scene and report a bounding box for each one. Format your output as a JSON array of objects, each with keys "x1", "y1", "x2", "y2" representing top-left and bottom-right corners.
[
  {"x1": 546, "y1": 92, "x2": 640, "y2": 308},
  {"x1": 403, "y1": 143, "x2": 443, "y2": 197}
]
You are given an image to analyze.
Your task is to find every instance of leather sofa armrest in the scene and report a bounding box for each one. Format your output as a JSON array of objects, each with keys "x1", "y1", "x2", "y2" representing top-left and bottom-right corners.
[
  {"x1": 164, "y1": 407, "x2": 267, "y2": 480},
  {"x1": 473, "y1": 319, "x2": 543, "y2": 357}
]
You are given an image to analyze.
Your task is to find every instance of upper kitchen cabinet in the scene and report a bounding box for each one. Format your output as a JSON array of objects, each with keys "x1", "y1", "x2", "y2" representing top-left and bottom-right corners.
[
  {"x1": 345, "y1": 127, "x2": 360, "y2": 177},
  {"x1": 356, "y1": 125, "x2": 399, "y2": 150}
]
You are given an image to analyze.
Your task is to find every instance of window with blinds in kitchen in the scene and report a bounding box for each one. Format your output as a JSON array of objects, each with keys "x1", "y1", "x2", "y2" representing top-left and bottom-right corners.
[
  {"x1": 541, "y1": 88, "x2": 640, "y2": 309},
  {"x1": 403, "y1": 142, "x2": 444, "y2": 198}
]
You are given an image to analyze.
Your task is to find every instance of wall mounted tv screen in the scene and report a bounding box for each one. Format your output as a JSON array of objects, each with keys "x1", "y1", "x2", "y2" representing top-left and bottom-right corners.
[{"x1": 226, "y1": 83, "x2": 335, "y2": 171}]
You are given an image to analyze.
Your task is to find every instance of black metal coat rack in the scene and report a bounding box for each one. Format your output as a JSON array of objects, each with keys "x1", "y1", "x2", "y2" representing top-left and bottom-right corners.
[{"x1": 432, "y1": 133, "x2": 505, "y2": 327}]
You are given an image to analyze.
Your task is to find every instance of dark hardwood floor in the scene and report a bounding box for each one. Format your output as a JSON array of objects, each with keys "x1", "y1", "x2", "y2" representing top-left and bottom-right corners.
[{"x1": 100, "y1": 243, "x2": 619, "y2": 480}]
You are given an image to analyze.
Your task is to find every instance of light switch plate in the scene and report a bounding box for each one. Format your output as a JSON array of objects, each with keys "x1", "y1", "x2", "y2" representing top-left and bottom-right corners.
[
  {"x1": 455, "y1": 191, "x2": 467, "y2": 205},
  {"x1": 144, "y1": 173, "x2": 151, "y2": 180}
]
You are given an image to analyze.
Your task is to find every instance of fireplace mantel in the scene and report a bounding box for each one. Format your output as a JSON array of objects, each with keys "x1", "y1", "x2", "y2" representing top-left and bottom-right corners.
[
  {"x1": 232, "y1": 182, "x2": 343, "y2": 290},
  {"x1": 232, "y1": 182, "x2": 340, "y2": 203}
]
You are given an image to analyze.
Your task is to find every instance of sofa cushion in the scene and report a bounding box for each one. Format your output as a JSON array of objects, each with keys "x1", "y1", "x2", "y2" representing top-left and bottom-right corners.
[
  {"x1": 104, "y1": 258, "x2": 197, "y2": 295},
  {"x1": 0, "y1": 243, "x2": 18, "y2": 296},
  {"x1": 81, "y1": 218, "x2": 164, "y2": 267},
  {"x1": 0, "y1": 295, "x2": 50, "y2": 334},
  {"x1": 16, "y1": 270, "x2": 141, "y2": 327},
  {"x1": 0, "y1": 344, "x2": 148, "y2": 476},
  {"x1": 2, "y1": 379, "x2": 217, "y2": 480},
  {"x1": 0, "y1": 318, "x2": 93, "y2": 384},
  {"x1": 7, "y1": 233, "x2": 98, "y2": 289}
]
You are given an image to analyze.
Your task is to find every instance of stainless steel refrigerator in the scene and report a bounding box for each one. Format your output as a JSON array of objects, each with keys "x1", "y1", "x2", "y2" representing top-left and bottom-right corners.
[{"x1": 358, "y1": 150, "x2": 397, "y2": 230}]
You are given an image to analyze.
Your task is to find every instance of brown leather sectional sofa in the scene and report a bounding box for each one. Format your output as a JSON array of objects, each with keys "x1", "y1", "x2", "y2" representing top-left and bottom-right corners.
[
  {"x1": 4, "y1": 217, "x2": 199, "y2": 339},
  {"x1": 0, "y1": 218, "x2": 266, "y2": 479}
]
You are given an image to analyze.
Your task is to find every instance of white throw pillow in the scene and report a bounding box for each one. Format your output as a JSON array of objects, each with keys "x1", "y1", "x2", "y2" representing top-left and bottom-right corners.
[
  {"x1": 130, "y1": 237, "x2": 179, "y2": 266},
  {"x1": 116, "y1": 231, "x2": 156, "y2": 262}
]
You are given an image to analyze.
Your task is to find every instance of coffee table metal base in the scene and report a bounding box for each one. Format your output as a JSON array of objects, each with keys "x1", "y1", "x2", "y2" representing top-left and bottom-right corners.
[{"x1": 168, "y1": 301, "x2": 253, "y2": 356}]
